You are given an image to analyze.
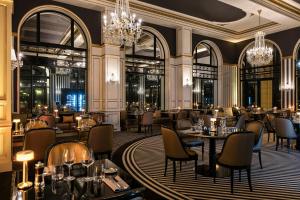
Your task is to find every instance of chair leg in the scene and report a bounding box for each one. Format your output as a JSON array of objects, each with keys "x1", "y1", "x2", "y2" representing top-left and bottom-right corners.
[
  {"x1": 276, "y1": 136, "x2": 279, "y2": 151},
  {"x1": 267, "y1": 132, "x2": 270, "y2": 142},
  {"x1": 202, "y1": 144, "x2": 204, "y2": 161},
  {"x1": 180, "y1": 161, "x2": 182, "y2": 171},
  {"x1": 164, "y1": 157, "x2": 168, "y2": 176},
  {"x1": 194, "y1": 159, "x2": 198, "y2": 180},
  {"x1": 151, "y1": 125, "x2": 153, "y2": 135},
  {"x1": 239, "y1": 170, "x2": 241, "y2": 182},
  {"x1": 258, "y1": 151, "x2": 263, "y2": 169},
  {"x1": 273, "y1": 132, "x2": 276, "y2": 142},
  {"x1": 173, "y1": 161, "x2": 176, "y2": 182},
  {"x1": 281, "y1": 138, "x2": 283, "y2": 148},
  {"x1": 247, "y1": 167, "x2": 253, "y2": 192},
  {"x1": 287, "y1": 138, "x2": 291, "y2": 154},
  {"x1": 231, "y1": 169, "x2": 234, "y2": 194}
]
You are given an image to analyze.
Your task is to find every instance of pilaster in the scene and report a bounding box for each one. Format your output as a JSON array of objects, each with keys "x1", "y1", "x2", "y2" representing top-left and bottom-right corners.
[{"x1": 0, "y1": 0, "x2": 13, "y2": 172}]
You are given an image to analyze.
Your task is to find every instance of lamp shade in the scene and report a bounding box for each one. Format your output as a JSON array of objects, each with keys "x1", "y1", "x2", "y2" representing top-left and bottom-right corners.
[
  {"x1": 210, "y1": 118, "x2": 217, "y2": 122},
  {"x1": 13, "y1": 119, "x2": 21, "y2": 123},
  {"x1": 11, "y1": 49, "x2": 17, "y2": 61},
  {"x1": 16, "y1": 150, "x2": 34, "y2": 162},
  {"x1": 76, "y1": 116, "x2": 82, "y2": 121}
]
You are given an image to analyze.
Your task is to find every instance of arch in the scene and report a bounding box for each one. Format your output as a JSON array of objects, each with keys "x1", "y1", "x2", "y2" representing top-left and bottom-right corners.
[
  {"x1": 16, "y1": 5, "x2": 93, "y2": 113},
  {"x1": 292, "y1": 38, "x2": 300, "y2": 61},
  {"x1": 194, "y1": 40, "x2": 223, "y2": 66}
]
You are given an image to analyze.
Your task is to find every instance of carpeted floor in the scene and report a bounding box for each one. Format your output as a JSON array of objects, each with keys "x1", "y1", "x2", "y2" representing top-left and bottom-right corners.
[{"x1": 122, "y1": 133, "x2": 300, "y2": 200}]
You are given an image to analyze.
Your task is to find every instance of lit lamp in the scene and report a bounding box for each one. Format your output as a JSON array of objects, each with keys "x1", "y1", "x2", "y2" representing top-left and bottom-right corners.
[
  {"x1": 13, "y1": 119, "x2": 21, "y2": 133},
  {"x1": 296, "y1": 112, "x2": 300, "y2": 119},
  {"x1": 210, "y1": 118, "x2": 217, "y2": 131},
  {"x1": 54, "y1": 109, "x2": 58, "y2": 118},
  {"x1": 81, "y1": 108, "x2": 86, "y2": 115},
  {"x1": 76, "y1": 116, "x2": 82, "y2": 128},
  {"x1": 214, "y1": 109, "x2": 219, "y2": 117},
  {"x1": 16, "y1": 150, "x2": 34, "y2": 190}
]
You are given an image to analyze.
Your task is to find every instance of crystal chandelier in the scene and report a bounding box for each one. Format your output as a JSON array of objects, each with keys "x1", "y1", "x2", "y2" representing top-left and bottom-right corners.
[
  {"x1": 103, "y1": 0, "x2": 142, "y2": 46},
  {"x1": 246, "y1": 10, "x2": 273, "y2": 66}
]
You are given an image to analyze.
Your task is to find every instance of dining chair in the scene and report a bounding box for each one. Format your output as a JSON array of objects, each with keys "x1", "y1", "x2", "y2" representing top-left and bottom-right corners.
[
  {"x1": 274, "y1": 118, "x2": 298, "y2": 153},
  {"x1": 87, "y1": 124, "x2": 113, "y2": 159},
  {"x1": 264, "y1": 113, "x2": 276, "y2": 142},
  {"x1": 246, "y1": 121, "x2": 264, "y2": 169},
  {"x1": 141, "y1": 112, "x2": 153, "y2": 136},
  {"x1": 38, "y1": 114, "x2": 56, "y2": 128},
  {"x1": 24, "y1": 128, "x2": 56, "y2": 162},
  {"x1": 214, "y1": 131, "x2": 255, "y2": 193},
  {"x1": 235, "y1": 114, "x2": 247, "y2": 129},
  {"x1": 45, "y1": 141, "x2": 90, "y2": 177},
  {"x1": 161, "y1": 127, "x2": 198, "y2": 182}
]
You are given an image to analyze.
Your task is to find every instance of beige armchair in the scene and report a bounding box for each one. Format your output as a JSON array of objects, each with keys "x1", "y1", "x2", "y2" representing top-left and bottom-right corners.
[
  {"x1": 87, "y1": 124, "x2": 113, "y2": 159},
  {"x1": 161, "y1": 127, "x2": 198, "y2": 182},
  {"x1": 214, "y1": 131, "x2": 255, "y2": 193},
  {"x1": 274, "y1": 118, "x2": 297, "y2": 153},
  {"x1": 141, "y1": 112, "x2": 153, "y2": 136}
]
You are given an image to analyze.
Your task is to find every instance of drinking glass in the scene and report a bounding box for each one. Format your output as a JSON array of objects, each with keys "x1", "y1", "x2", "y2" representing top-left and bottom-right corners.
[
  {"x1": 63, "y1": 149, "x2": 76, "y2": 181},
  {"x1": 81, "y1": 149, "x2": 95, "y2": 181}
]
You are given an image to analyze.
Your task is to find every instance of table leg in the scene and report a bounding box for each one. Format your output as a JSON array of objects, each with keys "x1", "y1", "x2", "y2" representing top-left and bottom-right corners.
[
  {"x1": 294, "y1": 124, "x2": 300, "y2": 150},
  {"x1": 138, "y1": 116, "x2": 142, "y2": 133}
]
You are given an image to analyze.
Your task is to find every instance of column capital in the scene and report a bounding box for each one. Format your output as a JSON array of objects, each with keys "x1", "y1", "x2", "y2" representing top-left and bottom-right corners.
[{"x1": 0, "y1": 0, "x2": 13, "y2": 6}]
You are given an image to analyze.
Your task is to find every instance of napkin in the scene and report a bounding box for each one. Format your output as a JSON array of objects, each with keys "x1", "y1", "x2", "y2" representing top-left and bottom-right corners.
[{"x1": 103, "y1": 175, "x2": 130, "y2": 192}]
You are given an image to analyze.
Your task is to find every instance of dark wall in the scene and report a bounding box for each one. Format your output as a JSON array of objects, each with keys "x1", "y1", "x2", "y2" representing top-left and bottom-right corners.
[
  {"x1": 143, "y1": 22, "x2": 177, "y2": 57},
  {"x1": 192, "y1": 34, "x2": 237, "y2": 64},
  {"x1": 12, "y1": 0, "x2": 101, "y2": 44},
  {"x1": 236, "y1": 27, "x2": 300, "y2": 59}
]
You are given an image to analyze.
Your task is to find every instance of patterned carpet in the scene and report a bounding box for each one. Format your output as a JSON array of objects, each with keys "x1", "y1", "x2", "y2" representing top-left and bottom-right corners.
[{"x1": 123, "y1": 134, "x2": 300, "y2": 200}]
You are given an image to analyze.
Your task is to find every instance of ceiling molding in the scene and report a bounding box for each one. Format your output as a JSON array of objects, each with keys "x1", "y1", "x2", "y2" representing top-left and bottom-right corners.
[{"x1": 54, "y1": 0, "x2": 300, "y2": 43}]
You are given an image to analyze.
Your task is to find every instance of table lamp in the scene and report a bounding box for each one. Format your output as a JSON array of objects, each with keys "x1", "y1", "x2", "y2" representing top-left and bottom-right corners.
[
  {"x1": 54, "y1": 109, "x2": 58, "y2": 118},
  {"x1": 13, "y1": 119, "x2": 21, "y2": 133},
  {"x1": 16, "y1": 150, "x2": 34, "y2": 190},
  {"x1": 81, "y1": 108, "x2": 86, "y2": 115},
  {"x1": 210, "y1": 118, "x2": 217, "y2": 131},
  {"x1": 214, "y1": 109, "x2": 219, "y2": 117},
  {"x1": 76, "y1": 116, "x2": 82, "y2": 128}
]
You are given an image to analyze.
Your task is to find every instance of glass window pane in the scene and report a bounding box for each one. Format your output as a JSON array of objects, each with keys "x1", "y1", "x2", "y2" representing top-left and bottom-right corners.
[
  {"x1": 40, "y1": 12, "x2": 71, "y2": 45},
  {"x1": 74, "y1": 23, "x2": 87, "y2": 49},
  {"x1": 20, "y1": 14, "x2": 37, "y2": 42}
]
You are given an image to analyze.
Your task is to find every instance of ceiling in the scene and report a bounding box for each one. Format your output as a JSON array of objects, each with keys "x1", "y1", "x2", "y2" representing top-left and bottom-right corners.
[{"x1": 55, "y1": 0, "x2": 300, "y2": 43}]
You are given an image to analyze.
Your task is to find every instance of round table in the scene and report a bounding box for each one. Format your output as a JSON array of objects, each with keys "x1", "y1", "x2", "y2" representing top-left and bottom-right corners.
[{"x1": 180, "y1": 129, "x2": 231, "y2": 177}]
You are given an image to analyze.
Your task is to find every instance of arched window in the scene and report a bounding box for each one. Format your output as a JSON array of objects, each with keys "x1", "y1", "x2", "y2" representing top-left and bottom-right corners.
[
  {"x1": 19, "y1": 11, "x2": 88, "y2": 114},
  {"x1": 192, "y1": 42, "x2": 218, "y2": 109},
  {"x1": 240, "y1": 42, "x2": 281, "y2": 109},
  {"x1": 125, "y1": 30, "x2": 165, "y2": 110}
]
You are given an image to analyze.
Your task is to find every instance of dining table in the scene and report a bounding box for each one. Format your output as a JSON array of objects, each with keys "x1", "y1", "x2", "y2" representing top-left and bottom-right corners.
[
  {"x1": 179, "y1": 127, "x2": 240, "y2": 178},
  {"x1": 13, "y1": 159, "x2": 145, "y2": 200}
]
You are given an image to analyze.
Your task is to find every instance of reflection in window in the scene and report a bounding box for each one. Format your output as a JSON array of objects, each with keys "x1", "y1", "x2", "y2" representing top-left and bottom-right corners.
[
  {"x1": 192, "y1": 42, "x2": 218, "y2": 109},
  {"x1": 19, "y1": 11, "x2": 87, "y2": 114},
  {"x1": 125, "y1": 31, "x2": 165, "y2": 111},
  {"x1": 240, "y1": 42, "x2": 280, "y2": 109}
]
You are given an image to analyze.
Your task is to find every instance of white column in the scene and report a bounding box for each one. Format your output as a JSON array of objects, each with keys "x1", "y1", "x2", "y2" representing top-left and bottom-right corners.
[
  {"x1": 281, "y1": 57, "x2": 295, "y2": 109},
  {"x1": 100, "y1": 44, "x2": 121, "y2": 131},
  {"x1": 221, "y1": 64, "x2": 238, "y2": 107},
  {"x1": 0, "y1": 0, "x2": 13, "y2": 172},
  {"x1": 176, "y1": 27, "x2": 193, "y2": 109}
]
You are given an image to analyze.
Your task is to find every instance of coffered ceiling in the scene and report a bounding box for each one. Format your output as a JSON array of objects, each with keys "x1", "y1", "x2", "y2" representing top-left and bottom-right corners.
[{"x1": 55, "y1": 0, "x2": 300, "y2": 43}]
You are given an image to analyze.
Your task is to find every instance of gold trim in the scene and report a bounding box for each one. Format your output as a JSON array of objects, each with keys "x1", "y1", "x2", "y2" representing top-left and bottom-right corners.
[
  {"x1": 92, "y1": 44, "x2": 102, "y2": 47},
  {"x1": 129, "y1": 1, "x2": 279, "y2": 35}
]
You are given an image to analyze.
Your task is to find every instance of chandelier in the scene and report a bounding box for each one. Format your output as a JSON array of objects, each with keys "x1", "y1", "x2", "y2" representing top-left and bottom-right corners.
[
  {"x1": 11, "y1": 49, "x2": 23, "y2": 70},
  {"x1": 246, "y1": 10, "x2": 273, "y2": 66},
  {"x1": 103, "y1": 0, "x2": 142, "y2": 46}
]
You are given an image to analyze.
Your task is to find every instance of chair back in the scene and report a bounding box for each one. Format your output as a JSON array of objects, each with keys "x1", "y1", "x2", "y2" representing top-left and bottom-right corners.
[
  {"x1": 176, "y1": 119, "x2": 192, "y2": 130},
  {"x1": 87, "y1": 124, "x2": 113, "y2": 154},
  {"x1": 274, "y1": 118, "x2": 297, "y2": 138},
  {"x1": 46, "y1": 141, "x2": 89, "y2": 166},
  {"x1": 142, "y1": 112, "x2": 153, "y2": 125},
  {"x1": 153, "y1": 110, "x2": 161, "y2": 119},
  {"x1": 218, "y1": 132, "x2": 255, "y2": 167},
  {"x1": 25, "y1": 120, "x2": 48, "y2": 131},
  {"x1": 223, "y1": 107, "x2": 233, "y2": 116},
  {"x1": 24, "y1": 128, "x2": 56, "y2": 161},
  {"x1": 38, "y1": 115, "x2": 56, "y2": 128},
  {"x1": 161, "y1": 127, "x2": 188, "y2": 159},
  {"x1": 81, "y1": 118, "x2": 97, "y2": 127},
  {"x1": 200, "y1": 115, "x2": 211, "y2": 127},
  {"x1": 246, "y1": 121, "x2": 264, "y2": 149},
  {"x1": 177, "y1": 110, "x2": 188, "y2": 120},
  {"x1": 235, "y1": 114, "x2": 247, "y2": 129}
]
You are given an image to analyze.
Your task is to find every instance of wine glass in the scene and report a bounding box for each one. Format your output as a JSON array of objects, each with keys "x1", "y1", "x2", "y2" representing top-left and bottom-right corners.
[
  {"x1": 81, "y1": 149, "x2": 95, "y2": 181},
  {"x1": 63, "y1": 149, "x2": 76, "y2": 181}
]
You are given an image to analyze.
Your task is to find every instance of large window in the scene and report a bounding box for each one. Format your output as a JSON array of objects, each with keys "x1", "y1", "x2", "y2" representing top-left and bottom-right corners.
[
  {"x1": 192, "y1": 42, "x2": 218, "y2": 109},
  {"x1": 240, "y1": 42, "x2": 281, "y2": 109},
  {"x1": 125, "y1": 31, "x2": 165, "y2": 110},
  {"x1": 19, "y1": 11, "x2": 87, "y2": 114}
]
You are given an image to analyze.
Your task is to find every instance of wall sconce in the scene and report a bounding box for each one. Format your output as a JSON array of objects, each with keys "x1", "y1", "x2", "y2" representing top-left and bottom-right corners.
[
  {"x1": 107, "y1": 73, "x2": 118, "y2": 84},
  {"x1": 183, "y1": 77, "x2": 192, "y2": 87},
  {"x1": 16, "y1": 150, "x2": 34, "y2": 190},
  {"x1": 279, "y1": 82, "x2": 294, "y2": 90},
  {"x1": 11, "y1": 49, "x2": 23, "y2": 70},
  {"x1": 13, "y1": 119, "x2": 21, "y2": 133}
]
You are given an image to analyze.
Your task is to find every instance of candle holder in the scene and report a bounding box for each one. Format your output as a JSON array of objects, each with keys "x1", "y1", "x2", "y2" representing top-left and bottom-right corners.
[{"x1": 16, "y1": 150, "x2": 34, "y2": 190}]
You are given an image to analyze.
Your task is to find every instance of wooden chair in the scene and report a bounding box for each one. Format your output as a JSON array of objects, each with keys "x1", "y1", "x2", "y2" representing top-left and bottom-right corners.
[
  {"x1": 161, "y1": 127, "x2": 198, "y2": 182},
  {"x1": 214, "y1": 132, "x2": 255, "y2": 193}
]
